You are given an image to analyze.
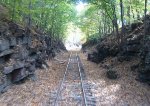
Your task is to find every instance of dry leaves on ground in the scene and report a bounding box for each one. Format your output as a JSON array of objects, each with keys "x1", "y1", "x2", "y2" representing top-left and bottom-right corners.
[{"x1": 79, "y1": 53, "x2": 150, "y2": 106}]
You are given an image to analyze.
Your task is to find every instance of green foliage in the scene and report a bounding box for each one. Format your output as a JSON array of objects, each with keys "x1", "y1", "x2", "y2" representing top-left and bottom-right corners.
[
  {"x1": 76, "y1": 0, "x2": 150, "y2": 41},
  {"x1": 0, "y1": 0, "x2": 77, "y2": 40},
  {"x1": 1, "y1": 0, "x2": 149, "y2": 42}
]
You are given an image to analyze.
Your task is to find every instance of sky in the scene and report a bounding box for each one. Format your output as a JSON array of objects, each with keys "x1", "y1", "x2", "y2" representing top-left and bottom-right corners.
[{"x1": 76, "y1": 1, "x2": 87, "y2": 13}]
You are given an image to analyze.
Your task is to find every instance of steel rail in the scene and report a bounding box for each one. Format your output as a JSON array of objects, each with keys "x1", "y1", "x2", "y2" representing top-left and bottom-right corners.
[
  {"x1": 77, "y1": 53, "x2": 88, "y2": 106},
  {"x1": 54, "y1": 52, "x2": 72, "y2": 106},
  {"x1": 53, "y1": 52, "x2": 87, "y2": 106}
]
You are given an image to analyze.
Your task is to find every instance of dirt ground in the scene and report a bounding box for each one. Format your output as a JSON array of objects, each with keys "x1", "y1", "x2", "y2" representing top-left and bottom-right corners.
[
  {"x1": 0, "y1": 52, "x2": 70, "y2": 106},
  {"x1": 79, "y1": 52, "x2": 150, "y2": 106}
]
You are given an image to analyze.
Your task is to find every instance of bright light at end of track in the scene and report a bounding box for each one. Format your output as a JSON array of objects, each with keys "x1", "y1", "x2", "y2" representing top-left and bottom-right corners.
[{"x1": 76, "y1": 1, "x2": 87, "y2": 13}]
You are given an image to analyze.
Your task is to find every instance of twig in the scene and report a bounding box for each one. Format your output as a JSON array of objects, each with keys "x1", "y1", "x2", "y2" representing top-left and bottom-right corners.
[{"x1": 54, "y1": 58, "x2": 67, "y2": 64}]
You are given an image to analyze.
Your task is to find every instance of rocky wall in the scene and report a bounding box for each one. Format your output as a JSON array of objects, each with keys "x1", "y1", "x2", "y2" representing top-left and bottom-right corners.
[
  {"x1": 84, "y1": 16, "x2": 150, "y2": 84},
  {"x1": 0, "y1": 31, "x2": 57, "y2": 93}
]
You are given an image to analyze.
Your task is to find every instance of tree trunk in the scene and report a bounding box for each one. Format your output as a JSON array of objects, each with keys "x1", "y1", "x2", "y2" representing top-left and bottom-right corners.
[
  {"x1": 103, "y1": 13, "x2": 106, "y2": 35},
  {"x1": 112, "y1": 4, "x2": 119, "y2": 43},
  {"x1": 120, "y1": 0, "x2": 125, "y2": 42},
  {"x1": 144, "y1": 0, "x2": 147, "y2": 36},
  {"x1": 127, "y1": 5, "x2": 131, "y2": 25},
  {"x1": 28, "y1": 0, "x2": 32, "y2": 27},
  {"x1": 131, "y1": 9, "x2": 135, "y2": 19},
  {"x1": 98, "y1": 22, "x2": 101, "y2": 38},
  {"x1": 12, "y1": 0, "x2": 16, "y2": 21}
]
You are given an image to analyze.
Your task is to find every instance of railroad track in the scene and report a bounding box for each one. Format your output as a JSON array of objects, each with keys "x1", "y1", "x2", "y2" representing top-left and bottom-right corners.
[{"x1": 50, "y1": 52, "x2": 96, "y2": 106}]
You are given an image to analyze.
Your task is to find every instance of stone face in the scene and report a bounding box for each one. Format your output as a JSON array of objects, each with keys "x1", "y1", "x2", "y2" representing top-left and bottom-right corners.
[
  {"x1": 0, "y1": 32, "x2": 61, "y2": 92},
  {"x1": 17, "y1": 37, "x2": 23, "y2": 45},
  {"x1": 0, "y1": 49, "x2": 13, "y2": 57},
  {"x1": 12, "y1": 68, "x2": 27, "y2": 82},
  {"x1": 22, "y1": 36, "x2": 28, "y2": 44},
  {"x1": 131, "y1": 64, "x2": 140, "y2": 71},
  {"x1": 127, "y1": 34, "x2": 143, "y2": 45},
  {"x1": 145, "y1": 15, "x2": 150, "y2": 35},
  {"x1": 138, "y1": 73, "x2": 150, "y2": 83},
  {"x1": 126, "y1": 45, "x2": 140, "y2": 53},
  {"x1": 13, "y1": 61, "x2": 25, "y2": 69},
  {"x1": 9, "y1": 37, "x2": 17, "y2": 47},
  {"x1": 0, "y1": 39, "x2": 10, "y2": 52},
  {"x1": 106, "y1": 70, "x2": 118, "y2": 79},
  {"x1": 28, "y1": 64, "x2": 36, "y2": 74},
  {"x1": 87, "y1": 52, "x2": 101, "y2": 63},
  {"x1": 11, "y1": 53, "x2": 19, "y2": 59},
  {"x1": 11, "y1": 46, "x2": 29, "y2": 60},
  {"x1": 3, "y1": 66, "x2": 14, "y2": 74},
  {"x1": 0, "y1": 57, "x2": 5, "y2": 64},
  {"x1": 27, "y1": 36, "x2": 32, "y2": 46},
  {"x1": 130, "y1": 22, "x2": 142, "y2": 31},
  {"x1": 145, "y1": 52, "x2": 150, "y2": 64},
  {"x1": 19, "y1": 47, "x2": 29, "y2": 60},
  {"x1": 0, "y1": 74, "x2": 12, "y2": 93},
  {"x1": 87, "y1": 45, "x2": 110, "y2": 63}
]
